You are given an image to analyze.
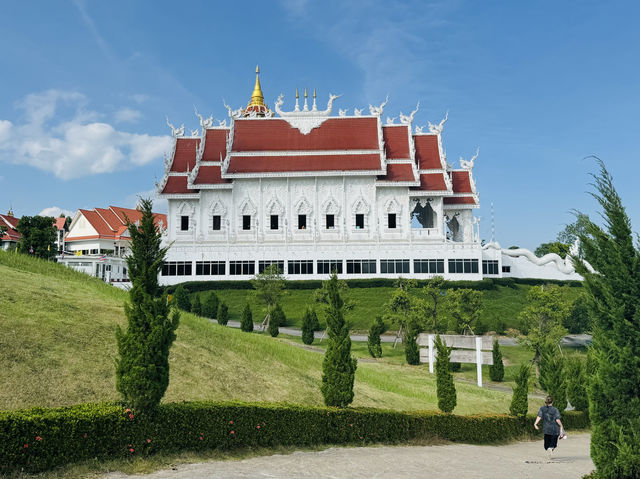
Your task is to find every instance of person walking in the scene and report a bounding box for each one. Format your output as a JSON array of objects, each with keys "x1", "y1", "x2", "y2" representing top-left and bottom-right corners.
[{"x1": 534, "y1": 395, "x2": 565, "y2": 460}]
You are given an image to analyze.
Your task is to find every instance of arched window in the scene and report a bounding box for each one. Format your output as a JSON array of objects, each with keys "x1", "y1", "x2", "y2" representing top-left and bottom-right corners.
[
  {"x1": 265, "y1": 196, "x2": 285, "y2": 231},
  {"x1": 294, "y1": 197, "x2": 312, "y2": 230},
  {"x1": 352, "y1": 196, "x2": 370, "y2": 230},
  {"x1": 208, "y1": 198, "x2": 227, "y2": 232},
  {"x1": 322, "y1": 196, "x2": 341, "y2": 230},
  {"x1": 238, "y1": 197, "x2": 256, "y2": 231}
]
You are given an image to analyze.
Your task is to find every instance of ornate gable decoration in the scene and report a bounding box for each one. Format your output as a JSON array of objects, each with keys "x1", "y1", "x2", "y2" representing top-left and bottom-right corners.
[{"x1": 274, "y1": 91, "x2": 341, "y2": 135}]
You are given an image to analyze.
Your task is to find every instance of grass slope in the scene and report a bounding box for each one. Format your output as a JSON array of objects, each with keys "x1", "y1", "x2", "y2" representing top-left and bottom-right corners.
[{"x1": 0, "y1": 252, "x2": 523, "y2": 414}]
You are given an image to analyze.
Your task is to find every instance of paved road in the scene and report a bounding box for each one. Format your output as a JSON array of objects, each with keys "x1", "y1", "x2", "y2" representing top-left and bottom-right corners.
[{"x1": 107, "y1": 433, "x2": 593, "y2": 479}]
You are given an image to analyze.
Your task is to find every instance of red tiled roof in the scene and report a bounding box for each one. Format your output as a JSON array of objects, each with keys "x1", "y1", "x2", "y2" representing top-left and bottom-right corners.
[
  {"x1": 53, "y1": 217, "x2": 66, "y2": 230},
  {"x1": 95, "y1": 208, "x2": 123, "y2": 230},
  {"x1": 68, "y1": 207, "x2": 168, "y2": 241},
  {"x1": 193, "y1": 165, "x2": 232, "y2": 184},
  {"x1": 161, "y1": 175, "x2": 194, "y2": 194},
  {"x1": 170, "y1": 138, "x2": 200, "y2": 172},
  {"x1": 227, "y1": 154, "x2": 381, "y2": 173},
  {"x1": 77, "y1": 209, "x2": 113, "y2": 237},
  {"x1": 383, "y1": 126, "x2": 410, "y2": 159},
  {"x1": 414, "y1": 135, "x2": 442, "y2": 169},
  {"x1": 451, "y1": 170, "x2": 473, "y2": 193},
  {"x1": 109, "y1": 206, "x2": 167, "y2": 230},
  {"x1": 0, "y1": 214, "x2": 19, "y2": 229},
  {"x1": 444, "y1": 197, "x2": 477, "y2": 205},
  {"x1": 1, "y1": 213, "x2": 21, "y2": 241},
  {"x1": 377, "y1": 163, "x2": 415, "y2": 182},
  {"x1": 411, "y1": 173, "x2": 448, "y2": 191},
  {"x1": 231, "y1": 118, "x2": 380, "y2": 152},
  {"x1": 202, "y1": 129, "x2": 229, "y2": 161}
]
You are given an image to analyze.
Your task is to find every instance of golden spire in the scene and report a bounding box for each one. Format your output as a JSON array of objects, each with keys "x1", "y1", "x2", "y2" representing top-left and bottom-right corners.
[
  {"x1": 296, "y1": 88, "x2": 299, "y2": 99},
  {"x1": 248, "y1": 64, "x2": 265, "y2": 107},
  {"x1": 313, "y1": 88, "x2": 316, "y2": 99}
]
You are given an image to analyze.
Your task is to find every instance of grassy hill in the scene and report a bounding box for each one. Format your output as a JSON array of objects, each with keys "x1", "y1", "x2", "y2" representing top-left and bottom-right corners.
[{"x1": 0, "y1": 251, "x2": 530, "y2": 415}]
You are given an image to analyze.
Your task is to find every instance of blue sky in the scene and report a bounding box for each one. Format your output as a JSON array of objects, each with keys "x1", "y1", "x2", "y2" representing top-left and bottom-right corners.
[{"x1": 1, "y1": 0, "x2": 639, "y2": 250}]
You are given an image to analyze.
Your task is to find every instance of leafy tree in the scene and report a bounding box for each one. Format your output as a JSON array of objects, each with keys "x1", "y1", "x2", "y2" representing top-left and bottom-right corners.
[
  {"x1": 269, "y1": 303, "x2": 284, "y2": 337},
  {"x1": 434, "y1": 335, "x2": 456, "y2": 413},
  {"x1": 16, "y1": 215, "x2": 56, "y2": 259},
  {"x1": 320, "y1": 273, "x2": 357, "y2": 407},
  {"x1": 240, "y1": 303, "x2": 253, "y2": 332},
  {"x1": 574, "y1": 160, "x2": 640, "y2": 478},
  {"x1": 367, "y1": 316, "x2": 386, "y2": 358},
  {"x1": 173, "y1": 284, "x2": 191, "y2": 312},
  {"x1": 556, "y1": 212, "x2": 590, "y2": 257},
  {"x1": 489, "y1": 339, "x2": 504, "y2": 382},
  {"x1": 251, "y1": 264, "x2": 286, "y2": 331},
  {"x1": 385, "y1": 279, "x2": 423, "y2": 364},
  {"x1": 540, "y1": 348, "x2": 567, "y2": 412},
  {"x1": 509, "y1": 363, "x2": 531, "y2": 417},
  {"x1": 201, "y1": 292, "x2": 219, "y2": 319},
  {"x1": 565, "y1": 356, "x2": 588, "y2": 412},
  {"x1": 217, "y1": 302, "x2": 229, "y2": 326},
  {"x1": 191, "y1": 294, "x2": 202, "y2": 315},
  {"x1": 517, "y1": 285, "x2": 569, "y2": 375},
  {"x1": 534, "y1": 241, "x2": 571, "y2": 259},
  {"x1": 301, "y1": 307, "x2": 317, "y2": 345},
  {"x1": 447, "y1": 288, "x2": 483, "y2": 334},
  {"x1": 421, "y1": 276, "x2": 447, "y2": 333},
  {"x1": 115, "y1": 198, "x2": 179, "y2": 412},
  {"x1": 563, "y1": 294, "x2": 590, "y2": 334}
]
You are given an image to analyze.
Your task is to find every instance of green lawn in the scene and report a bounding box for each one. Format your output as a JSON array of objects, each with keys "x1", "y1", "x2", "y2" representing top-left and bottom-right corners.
[{"x1": 0, "y1": 251, "x2": 526, "y2": 415}]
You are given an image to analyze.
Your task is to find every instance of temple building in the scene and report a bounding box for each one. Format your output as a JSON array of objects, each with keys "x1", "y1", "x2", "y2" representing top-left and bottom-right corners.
[{"x1": 157, "y1": 67, "x2": 583, "y2": 284}]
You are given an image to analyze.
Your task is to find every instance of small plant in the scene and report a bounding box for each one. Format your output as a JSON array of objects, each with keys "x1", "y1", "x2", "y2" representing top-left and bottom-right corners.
[
  {"x1": 509, "y1": 363, "x2": 531, "y2": 417},
  {"x1": 201, "y1": 292, "x2": 219, "y2": 319},
  {"x1": 367, "y1": 316, "x2": 386, "y2": 358},
  {"x1": 489, "y1": 339, "x2": 504, "y2": 382},
  {"x1": 434, "y1": 334, "x2": 456, "y2": 413},
  {"x1": 174, "y1": 285, "x2": 191, "y2": 312},
  {"x1": 301, "y1": 308, "x2": 317, "y2": 345},
  {"x1": 269, "y1": 304, "x2": 284, "y2": 337},
  {"x1": 191, "y1": 294, "x2": 202, "y2": 316},
  {"x1": 240, "y1": 303, "x2": 253, "y2": 332},
  {"x1": 217, "y1": 302, "x2": 229, "y2": 326}
]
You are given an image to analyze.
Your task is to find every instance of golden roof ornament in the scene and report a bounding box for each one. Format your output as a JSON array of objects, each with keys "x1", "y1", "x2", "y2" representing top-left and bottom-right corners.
[{"x1": 243, "y1": 65, "x2": 271, "y2": 117}]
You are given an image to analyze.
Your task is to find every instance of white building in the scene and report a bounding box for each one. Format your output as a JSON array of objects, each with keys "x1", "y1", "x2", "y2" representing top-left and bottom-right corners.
[
  {"x1": 0, "y1": 210, "x2": 21, "y2": 251},
  {"x1": 59, "y1": 206, "x2": 167, "y2": 285},
  {"x1": 157, "y1": 69, "x2": 583, "y2": 285}
]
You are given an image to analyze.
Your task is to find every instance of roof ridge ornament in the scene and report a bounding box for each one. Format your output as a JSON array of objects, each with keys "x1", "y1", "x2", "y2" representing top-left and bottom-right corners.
[
  {"x1": 194, "y1": 106, "x2": 214, "y2": 129},
  {"x1": 460, "y1": 147, "x2": 479, "y2": 170},
  {"x1": 428, "y1": 110, "x2": 448, "y2": 134},
  {"x1": 166, "y1": 117, "x2": 185, "y2": 138},
  {"x1": 399, "y1": 101, "x2": 419, "y2": 124},
  {"x1": 369, "y1": 95, "x2": 389, "y2": 116},
  {"x1": 274, "y1": 92, "x2": 342, "y2": 134}
]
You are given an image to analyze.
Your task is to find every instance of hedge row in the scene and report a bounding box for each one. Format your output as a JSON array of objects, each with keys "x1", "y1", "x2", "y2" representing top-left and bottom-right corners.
[
  {"x1": 165, "y1": 277, "x2": 582, "y2": 294},
  {"x1": 0, "y1": 401, "x2": 588, "y2": 473}
]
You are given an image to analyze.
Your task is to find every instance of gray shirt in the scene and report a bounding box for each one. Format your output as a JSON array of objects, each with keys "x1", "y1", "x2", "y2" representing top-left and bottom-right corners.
[{"x1": 538, "y1": 405, "x2": 561, "y2": 435}]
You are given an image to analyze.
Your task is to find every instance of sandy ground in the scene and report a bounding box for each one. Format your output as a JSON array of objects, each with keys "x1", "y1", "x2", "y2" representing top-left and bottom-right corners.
[{"x1": 106, "y1": 433, "x2": 593, "y2": 479}]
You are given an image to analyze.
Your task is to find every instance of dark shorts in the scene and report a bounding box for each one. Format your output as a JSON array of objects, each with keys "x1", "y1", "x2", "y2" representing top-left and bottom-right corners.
[{"x1": 544, "y1": 434, "x2": 559, "y2": 450}]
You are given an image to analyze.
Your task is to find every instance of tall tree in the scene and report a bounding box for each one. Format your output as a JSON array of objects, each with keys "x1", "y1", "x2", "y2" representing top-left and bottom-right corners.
[
  {"x1": 565, "y1": 356, "x2": 588, "y2": 412},
  {"x1": 447, "y1": 288, "x2": 483, "y2": 334},
  {"x1": 251, "y1": 264, "x2": 286, "y2": 330},
  {"x1": 240, "y1": 303, "x2": 254, "y2": 332},
  {"x1": 319, "y1": 273, "x2": 357, "y2": 407},
  {"x1": 556, "y1": 212, "x2": 590, "y2": 257},
  {"x1": 489, "y1": 339, "x2": 504, "y2": 382},
  {"x1": 16, "y1": 216, "x2": 56, "y2": 259},
  {"x1": 385, "y1": 279, "x2": 421, "y2": 362},
  {"x1": 509, "y1": 363, "x2": 531, "y2": 418},
  {"x1": 301, "y1": 307, "x2": 316, "y2": 345},
  {"x1": 421, "y1": 276, "x2": 447, "y2": 333},
  {"x1": 115, "y1": 198, "x2": 179, "y2": 412},
  {"x1": 434, "y1": 335, "x2": 456, "y2": 413},
  {"x1": 575, "y1": 160, "x2": 640, "y2": 478}
]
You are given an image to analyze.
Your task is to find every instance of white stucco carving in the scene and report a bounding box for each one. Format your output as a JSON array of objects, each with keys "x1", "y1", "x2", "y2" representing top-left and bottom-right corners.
[{"x1": 273, "y1": 93, "x2": 341, "y2": 134}]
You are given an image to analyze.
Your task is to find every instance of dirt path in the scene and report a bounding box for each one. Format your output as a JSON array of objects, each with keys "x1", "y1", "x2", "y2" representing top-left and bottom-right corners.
[{"x1": 106, "y1": 433, "x2": 593, "y2": 479}]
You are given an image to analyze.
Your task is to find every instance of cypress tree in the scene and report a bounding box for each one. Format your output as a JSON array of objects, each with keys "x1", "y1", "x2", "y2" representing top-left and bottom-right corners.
[
  {"x1": 320, "y1": 273, "x2": 357, "y2": 407},
  {"x1": 217, "y1": 302, "x2": 229, "y2": 326},
  {"x1": 489, "y1": 339, "x2": 505, "y2": 382},
  {"x1": 301, "y1": 307, "x2": 315, "y2": 345},
  {"x1": 574, "y1": 160, "x2": 640, "y2": 478},
  {"x1": 434, "y1": 334, "x2": 456, "y2": 413},
  {"x1": 115, "y1": 198, "x2": 179, "y2": 412},
  {"x1": 202, "y1": 292, "x2": 219, "y2": 319},
  {"x1": 509, "y1": 363, "x2": 531, "y2": 418},
  {"x1": 174, "y1": 284, "x2": 191, "y2": 311},
  {"x1": 541, "y1": 349, "x2": 567, "y2": 412},
  {"x1": 240, "y1": 303, "x2": 253, "y2": 332},
  {"x1": 269, "y1": 303, "x2": 284, "y2": 337},
  {"x1": 191, "y1": 294, "x2": 202, "y2": 316},
  {"x1": 404, "y1": 326, "x2": 420, "y2": 365},
  {"x1": 367, "y1": 316, "x2": 386, "y2": 358},
  {"x1": 565, "y1": 356, "x2": 588, "y2": 412}
]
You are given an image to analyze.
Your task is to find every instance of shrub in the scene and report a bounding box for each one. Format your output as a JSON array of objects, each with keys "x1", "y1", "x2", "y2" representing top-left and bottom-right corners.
[
  {"x1": 0, "y1": 401, "x2": 590, "y2": 474},
  {"x1": 510, "y1": 363, "x2": 531, "y2": 417},
  {"x1": 404, "y1": 327, "x2": 420, "y2": 365},
  {"x1": 217, "y1": 302, "x2": 229, "y2": 326},
  {"x1": 301, "y1": 308, "x2": 316, "y2": 345},
  {"x1": 565, "y1": 356, "x2": 588, "y2": 412},
  {"x1": 240, "y1": 303, "x2": 253, "y2": 332},
  {"x1": 191, "y1": 294, "x2": 202, "y2": 316},
  {"x1": 489, "y1": 339, "x2": 504, "y2": 382},
  {"x1": 174, "y1": 284, "x2": 191, "y2": 312},
  {"x1": 201, "y1": 292, "x2": 219, "y2": 319},
  {"x1": 367, "y1": 316, "x2": 386, "y2": 358},
  {"x1": 269, "y1": 304, "x2": 284, "y2": 337},
  {"x1": 434, "y1": 335, "x2": 456, "y2": 413}
]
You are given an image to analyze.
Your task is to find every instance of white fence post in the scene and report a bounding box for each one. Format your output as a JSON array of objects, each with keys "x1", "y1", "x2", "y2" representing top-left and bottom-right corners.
[
  {"x1": 475, "y1": 336, "x2": 483, "y2": 388},
  {"x1": 428, "y1": 334, "x2": 434, "y2": 374}
]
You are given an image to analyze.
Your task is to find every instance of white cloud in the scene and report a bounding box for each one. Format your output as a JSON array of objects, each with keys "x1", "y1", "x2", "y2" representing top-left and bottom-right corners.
[
  {"x1": 38, "y1": 206, "x2": 75, "y2": 218},
  {"x1": 130, "y1": 94, "x2": 149, "y2": 104},
  {"x1": 0, "y1": 90, "x2": 172, "y2": 180},
  {"x1": 115, "y1": 108, "x2": 143, "y2": 124}
]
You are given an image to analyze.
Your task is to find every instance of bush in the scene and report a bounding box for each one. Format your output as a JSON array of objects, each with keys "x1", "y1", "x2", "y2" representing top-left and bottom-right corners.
[
  {"x1": 201, "y1": 292, "x2": 219, "y2": 319},
  {"x1": 510, "y1": 364, "x2": 531, "y2": 417},
  {"x1": 489, "y1": 339, "x2": 504, "y2": 382},
  {"x1": 301, "y1": 308, "x2": 317, "y2": 345},
  {"x1": 434, "y1": 335, "x2": 456, "y2": 413},
  {"x1": 217, "y1": 303, "x2": 229, "y2": 326},
  {"x1": 367, "y1": 316, "x2": 386, "y2": 358},
  {"x1": 0, "y1": 401, "x2": 590, "y2": 473},
  {"x1": 191, "y1": 294, "x2": 202, "y2": 316},
  {"x1": 173, "y1": 285, "x2": 191, "y2": 312},
  {"x1": 269, "y1": 304, "x2": 284, "y2": 337},
  {"x1": 240, "y1": 303, "x2": 253, "y2": 332},
  {"x1": 565, "y1": 356, "x2": 588, "y2": 412}
]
